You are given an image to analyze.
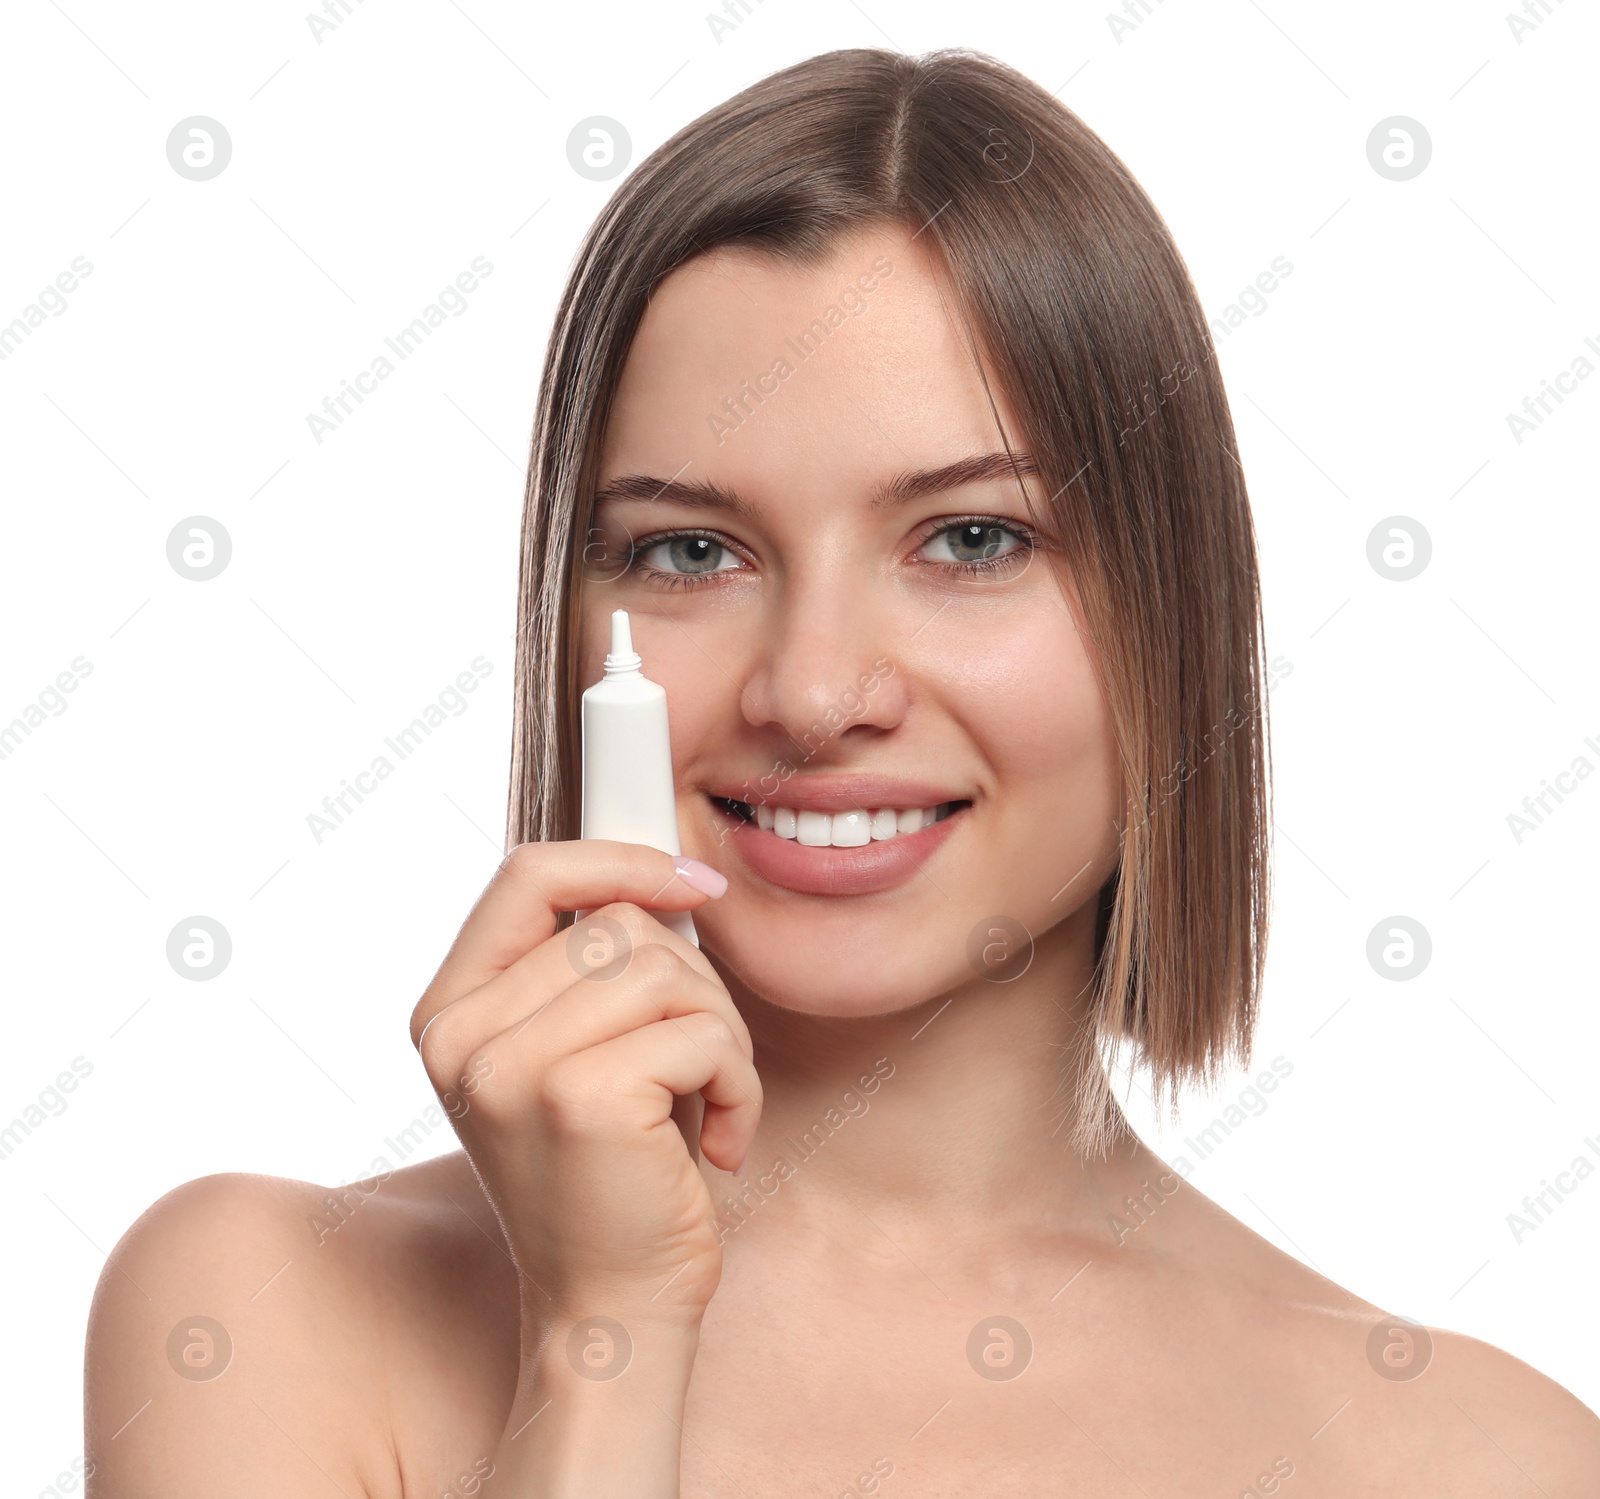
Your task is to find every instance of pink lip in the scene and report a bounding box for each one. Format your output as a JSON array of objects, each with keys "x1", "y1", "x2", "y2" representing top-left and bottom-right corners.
[{"x1": 709, "y1": 796, "x2": 968, "y2": 897}]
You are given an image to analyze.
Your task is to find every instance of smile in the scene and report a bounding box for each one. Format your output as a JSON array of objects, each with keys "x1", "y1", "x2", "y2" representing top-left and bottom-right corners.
[
  {"x1": 707, "y1": 795, "x2": 971, "y2": 896},
  {"x1": 716, "y1": 797, "x2": 964, "y2": 845}
]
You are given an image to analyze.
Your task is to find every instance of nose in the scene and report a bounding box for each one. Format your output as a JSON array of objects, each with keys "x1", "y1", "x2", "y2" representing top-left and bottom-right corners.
[{"x1": 737, "y1": 565, "x2": 908, "y2": 755}]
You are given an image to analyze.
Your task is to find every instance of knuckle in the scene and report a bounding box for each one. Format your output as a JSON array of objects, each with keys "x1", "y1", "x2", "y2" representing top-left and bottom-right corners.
[
  {"x1": 458, "y1": 1048, "x2": 498, "y2": 1090},
  {"x1": 499, "y1": 841, "x2": 548, "y2": 889},
  {"x1": 408, "y1": 994, "x2": 436, "y2": 1050},
  {"x1": 447, "y1": 1044, "x2": 496, "y2": 1099},
  {"x1": 502, "y1": 840, "x2": 540, "y2": 869},
  {"x1": 444, "y1": 1073, "x2": 499, "y2": 1125},
  {"x1": 420, "y1": 1020, "x2": 504, "y2": 1115},
  {"x1": 593, "y1": 901, "x2": 657, "y2": 948},
  {"x1": 416, "y1": 1008, "x2": 464, "y2": 1084},
  {"x1": 736, "y1": 1067, "x2": 765, "y2": 1111},
  {"x1": 698, "y1": 1016, "x2": 736, "y2": 1053},
  {"x1": 628, "y1": 940, "x2": 682, "y2": 983},
  {"x1": 602, "y1": 897, "x2": 698, "y2": 952},
  {"x1": 537, "y1": 1058, "x2": 604, "y2": 1128}
]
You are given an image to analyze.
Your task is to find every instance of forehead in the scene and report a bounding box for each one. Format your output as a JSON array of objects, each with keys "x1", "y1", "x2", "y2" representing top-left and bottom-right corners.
[{"x1": 600, "y1": 223, "x2": 1022, "y2": 500}]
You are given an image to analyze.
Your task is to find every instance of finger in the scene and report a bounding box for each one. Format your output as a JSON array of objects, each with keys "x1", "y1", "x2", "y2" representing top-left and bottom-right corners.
[
  {"x1": 411, "y1": 840, "x2": 726, "y2": 1045},
  {"x1": 422, "y1": 902, "x2": 723, "y2": 1081},
  {"x1": 420, "y1": 930, "x2": 749, "y2": 1095},
  {"x1": 548, "y1": 1011, "x2": 763, "y2": 1167}
]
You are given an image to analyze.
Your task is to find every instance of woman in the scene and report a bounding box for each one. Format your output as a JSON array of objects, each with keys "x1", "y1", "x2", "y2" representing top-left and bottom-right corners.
[{"x1": 86, "y1": 47, "x2": 1599, "y2": 1496}]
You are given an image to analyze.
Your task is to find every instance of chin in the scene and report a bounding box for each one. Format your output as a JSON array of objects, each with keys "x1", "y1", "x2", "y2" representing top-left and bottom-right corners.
[{"x1": 697, "y1": 911, "x2": 961, "y2": 1020}]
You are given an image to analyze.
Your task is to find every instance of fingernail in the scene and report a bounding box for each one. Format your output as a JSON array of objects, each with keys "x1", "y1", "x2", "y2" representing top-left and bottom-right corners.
[{"x1": 672, "y1": 855, "x2": 728, "y2": 898}]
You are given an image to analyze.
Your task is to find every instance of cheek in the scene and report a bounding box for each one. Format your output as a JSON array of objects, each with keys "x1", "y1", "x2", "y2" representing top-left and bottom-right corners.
[
  {"x1": 610, "y1": 620, "x2": 738, "y2": 764},
  {"x1": 665, "y1": 668, "x2": 733, "y2": 760},
  {"x1": 928, "y1": 599, "x2": 1116, "y2": 801}
]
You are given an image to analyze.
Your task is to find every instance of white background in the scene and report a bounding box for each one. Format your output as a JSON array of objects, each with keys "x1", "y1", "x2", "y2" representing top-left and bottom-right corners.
[{"x1": 2, "y1": 0, "x2": 1597, "y2": 1484}]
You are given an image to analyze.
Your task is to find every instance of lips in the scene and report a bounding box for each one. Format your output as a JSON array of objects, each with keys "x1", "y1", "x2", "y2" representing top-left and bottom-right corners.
[{"x1": 702, "y1": 778, "x2": 972, "y2": 896}]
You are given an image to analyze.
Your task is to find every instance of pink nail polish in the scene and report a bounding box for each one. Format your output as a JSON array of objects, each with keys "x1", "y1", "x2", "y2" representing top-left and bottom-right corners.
[{"x1": 672, "y1": 855, "x2": 728, "y2": 898}]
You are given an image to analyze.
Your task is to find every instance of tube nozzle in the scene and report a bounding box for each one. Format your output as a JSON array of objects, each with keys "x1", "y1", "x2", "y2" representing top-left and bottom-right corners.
[{"x1": 604, "y1": 608, "x2": 643, "y2": 676}]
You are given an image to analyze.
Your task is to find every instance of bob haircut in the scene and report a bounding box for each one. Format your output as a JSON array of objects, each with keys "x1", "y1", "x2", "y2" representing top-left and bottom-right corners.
[{"x1": 507, "y1": 46, "x2": 1272, "y2": 1156}]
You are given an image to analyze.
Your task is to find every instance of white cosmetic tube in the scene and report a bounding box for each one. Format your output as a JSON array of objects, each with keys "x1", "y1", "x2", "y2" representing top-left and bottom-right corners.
[{"x1": 575, "y1": 609, "x2": 698, "y2": 947}]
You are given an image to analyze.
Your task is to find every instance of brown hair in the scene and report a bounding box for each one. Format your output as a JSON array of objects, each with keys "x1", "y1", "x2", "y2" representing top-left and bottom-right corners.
[{"x1": 507, "y1": 46, "x2": 1272, "y2": 1155}]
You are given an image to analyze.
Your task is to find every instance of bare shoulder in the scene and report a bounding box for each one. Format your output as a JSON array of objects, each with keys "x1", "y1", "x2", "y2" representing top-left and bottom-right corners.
[
  {"x1": 1418, "y1": 1326, "x2": 1600, "y2": 1490},
  {"x1": 1159, "y1": 1168, "x2": 1600, "y2": 1496},
  {"x1": 85, "y1": 1152, "x2": 517, "y2": 1497}
]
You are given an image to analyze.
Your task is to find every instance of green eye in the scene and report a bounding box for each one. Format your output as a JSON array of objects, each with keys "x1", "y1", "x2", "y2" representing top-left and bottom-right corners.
[
  {"x1": 627, "y1": 529, "x2": 749, "y2": 590},
  {"x1": 920, "y1": 519, "x2": 1033, "y2": 570},
  {"x1": 927, "y1": 522, "x2": 1012, "y2": 563},
  {"x1": 623, "y1": 514, "x2": 1037, "y2": 593},
  {"x1": 657, "y1": 535, "x2": 728, "y2": 573}
]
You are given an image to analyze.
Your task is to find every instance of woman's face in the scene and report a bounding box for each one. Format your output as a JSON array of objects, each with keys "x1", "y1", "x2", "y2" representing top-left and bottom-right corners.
[{"x1": 583, "y1": 220, "x2": 1123, "y2": 1018}]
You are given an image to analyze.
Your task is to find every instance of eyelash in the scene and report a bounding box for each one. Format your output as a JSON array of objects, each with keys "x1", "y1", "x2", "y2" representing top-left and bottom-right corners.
[{"x1": 624, "y1": 515, "x2": 1041, "y2": 592}]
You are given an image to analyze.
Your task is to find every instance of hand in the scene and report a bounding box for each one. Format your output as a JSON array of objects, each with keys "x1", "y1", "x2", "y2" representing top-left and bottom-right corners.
[{"x1": 410, "y1": 840, "x2": 759, "y2": 1333}]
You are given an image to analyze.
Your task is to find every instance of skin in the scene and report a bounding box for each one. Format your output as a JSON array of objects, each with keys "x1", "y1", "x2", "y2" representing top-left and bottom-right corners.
[{"x1": 84, "y1": 222, "x2": 1600, "y2": 1497}]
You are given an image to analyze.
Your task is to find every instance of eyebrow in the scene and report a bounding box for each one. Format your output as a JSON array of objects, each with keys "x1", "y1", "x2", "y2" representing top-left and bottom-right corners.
[{"x1": 592, "y1": 451, "x2": 1039, "y2": 519}]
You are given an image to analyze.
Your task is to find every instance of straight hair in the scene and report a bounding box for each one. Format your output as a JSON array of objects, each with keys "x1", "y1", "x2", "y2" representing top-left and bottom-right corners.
[{"x1": 507, "y1": 46, "x2": 1272, "y2": 1156}]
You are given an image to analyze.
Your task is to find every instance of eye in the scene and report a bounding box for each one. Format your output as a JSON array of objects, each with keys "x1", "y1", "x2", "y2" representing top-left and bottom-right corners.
[
  {"x1": 917, "y1": 516, "x2": 1036, "y2": 573},
  {"x1": 629, "y1": 529, "x2": 748, "y2": 590},
  {"x1": 620, "y1": 516, "x2": 1039, "y2": 591}
]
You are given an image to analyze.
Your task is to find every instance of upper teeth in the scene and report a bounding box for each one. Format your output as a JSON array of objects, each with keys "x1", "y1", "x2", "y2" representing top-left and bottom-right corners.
[{"x1": 750, "y1": 803, "x2": 954, "y2": 847}]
